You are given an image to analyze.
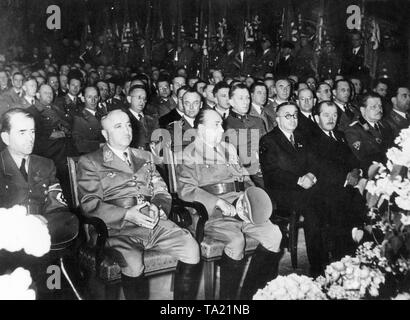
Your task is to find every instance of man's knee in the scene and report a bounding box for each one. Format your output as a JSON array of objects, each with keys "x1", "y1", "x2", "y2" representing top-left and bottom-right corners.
[
  {"x1": 224, "y1": 232, "x2": 246, "y2": 260},
  {"x1": 179, "y1": 235, "x2": 201, "y2": 264}
]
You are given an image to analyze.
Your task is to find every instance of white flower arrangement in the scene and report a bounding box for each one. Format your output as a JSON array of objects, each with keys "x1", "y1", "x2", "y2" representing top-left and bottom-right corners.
[
  {"x1": 0, "y1": 205, "x2": 51, "y2": 300},
  {"x1": 319, "y1": 256, "x2": 385, "y2": 300},
  {"x1": 253, "y1": 274, "x2": 327, "y2": 300}
]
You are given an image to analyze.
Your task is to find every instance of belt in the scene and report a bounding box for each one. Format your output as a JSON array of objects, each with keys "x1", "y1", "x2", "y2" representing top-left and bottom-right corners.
[
  {"x1": 201, "y1": 181, "x2": 245, "y2": 195},
  {"x1": 106, "y1": 196, "x2": 151, "y2": 209}
]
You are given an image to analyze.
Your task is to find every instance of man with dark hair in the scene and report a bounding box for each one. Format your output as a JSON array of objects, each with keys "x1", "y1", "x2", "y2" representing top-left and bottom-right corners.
[
  {"x1": 271, "y1": 78, "x2": 292, "y2": 110},
  {"x1": 177, "y1": 108, "x2": 282, "y2": 300},
  {"x1": 225, "y1": 84, "x2": 266, "y2": 187},
  {"x1": 55, "y1": 74, "x2": 83, "y2": 127},
  {"x1": 385, "y1": 85, "x2": 410, "y2": 137},
  {"x1": 217, "y1": 37, "x2": 240, "y2": 78},
  {"x1": 203, "y1": 83, "x2": 216, "y2": 109},
  {"x1": 249, "y1": 82, "x2": 276, "y2": 132},
  {"x1": 150, "y1": 75, "x2": 178, "y2": 117},
  {"x1": 254, "y1": 35, "x2": 276, "y2": 78},
  {"x1": 47, "y1": 73, "x2": 60, "y2": 100},
  {"x1": 345, "y1": 92, "x2": 395, "y2": 172},
  {"x1": 341, "y1": 31, "x2": 368, "y2": 78},
  {"x1": 159, "y1": 85, "x2": 189, "y2": 129},
  {"x1": 373, "y1": 78, "x2": 391, "y2": 114},
  {"x1": 1, "y1": 72, "x2": 25, "y2": 109},
  {"x1": 72, "y1": 86, "x2": 105, "y2": 154},
  {"x1": 213, "y1": 81, "x2": 231, "y2": 119},
  {"x1": 332, "y1": 79, "x2": 360, "y2": 132},
  {"x1": 126, "y1": 85, "x2": 159, "y2": 150},
  {"x1": 0, "y1": 108, "x2": 79, "y2": 298},
  {"x1": 260, "y1": 102, "x2": 321, "y2": 276},
  {"x1": 275, "y1": 41, "x2": 295, "y2": 77},
  {"x1": 167, "y1": 88, "x2": 201, "y2": 152},
  {"x1": 316, "y1": 82, "x2": 332, "y2": 103},
  {"x1": 310, "y1": 101, "x2": 366, "y2": 266},
  {"x1": 295, "y1": 88, "x2": 318, "y2": 145}
]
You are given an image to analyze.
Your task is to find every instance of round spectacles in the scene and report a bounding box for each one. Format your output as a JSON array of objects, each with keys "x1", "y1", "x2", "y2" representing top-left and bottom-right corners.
[{"x1": 279, "y1": 113, "x2": 298, "y2": 120}]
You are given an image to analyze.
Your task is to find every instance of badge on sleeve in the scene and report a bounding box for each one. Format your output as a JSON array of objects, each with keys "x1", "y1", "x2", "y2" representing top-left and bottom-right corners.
[
  {"x1": 352, "y1": 141, "x2": 361, "y2": 150},
  {"x1": 375, "y1": 138, "x2": 382, "y2": 144}
]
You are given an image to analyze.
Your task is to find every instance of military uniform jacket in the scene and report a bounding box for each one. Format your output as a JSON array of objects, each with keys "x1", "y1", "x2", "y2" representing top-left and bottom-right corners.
[
  {"x1": 176, "y1": 139, "x2": 253, "y2": 219},
  {"x1": 150, "y1": 96, "x2": 177, "y2": 118},
  {"x1": 55, "y1": 94, "x2": 83, "y2": 127},
  {"x1": 334, "y1": 101, "x2": 360, "y2": 133},
  {"x1": 225, "y1": 111, "x2": 266, "y2": 175},
  {"x1": 345, "y1": 117, "x2": 395, "y2": 173},
  {"x1": 0, "y1": 149, "x2": 78, "y2": 245},
  {"x1": 77, "y1": 144, "x2": 171, "y2": 235},
  {"x1": 253, "y1": 48, "x2": 276, "y2": 77},
  {"x1": 72, "y1": 108, "x2": 104, "y2": 155},
  {"x1": 385, "y1": 110, "x2": 410, "y2": 138}
]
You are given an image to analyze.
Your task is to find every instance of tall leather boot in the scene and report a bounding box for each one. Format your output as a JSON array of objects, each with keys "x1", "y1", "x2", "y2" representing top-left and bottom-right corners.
[
  {"x1": 240, "y1": 245, "x2": 283, "y2": 300},
  {"x1": 219, "y1": 252, "x2": 245, "y2": 300},
  {"x1": 121, "y1": 273, "x2": 148, "y2": 300},
  {"x1": 174, "y1": 261, "x2": 201, "y2": 300}
]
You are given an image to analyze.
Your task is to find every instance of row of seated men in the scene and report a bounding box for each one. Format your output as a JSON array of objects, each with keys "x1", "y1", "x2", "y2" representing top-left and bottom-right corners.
[{"x1": 0, "y1": 65, "x2": 409, "y2": 299}]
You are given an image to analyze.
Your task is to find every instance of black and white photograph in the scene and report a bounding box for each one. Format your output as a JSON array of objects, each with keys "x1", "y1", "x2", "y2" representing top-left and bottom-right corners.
[{"x1": 0, "y1": 0, "x2": 410, "y2": 306}]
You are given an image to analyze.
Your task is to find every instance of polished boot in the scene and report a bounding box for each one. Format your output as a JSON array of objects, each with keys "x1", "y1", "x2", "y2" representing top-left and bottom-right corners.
[
  {"x1": 240, "y1": 245, "x2": 283, "y2": 300},
  {"x1": 121, "y1": 274, "x2": 148, "y2": 300},
  {"x1": 174, "y1": 261, "x2": 201, "y2": 300},
  {"x1": 219, "y1": 252, "x2": 245, "y2": 300}
]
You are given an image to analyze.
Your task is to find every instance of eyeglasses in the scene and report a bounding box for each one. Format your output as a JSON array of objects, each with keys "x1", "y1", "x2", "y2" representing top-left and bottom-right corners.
[{"x1": 278, "y1": 113, "x2": 298, "y2": 120}]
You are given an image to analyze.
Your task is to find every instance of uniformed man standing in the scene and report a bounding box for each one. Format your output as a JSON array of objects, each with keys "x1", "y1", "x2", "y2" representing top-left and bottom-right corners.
[
  {"x1": 176, "y1": 108, "x2": 282, "y2": 300},
  {"x1": 345, "y1": 92, "x2": 395, "y2": 173},
  {"x1": 77, "y1": 109, "x2": 200, "y2": 300},
  {"x1": 253, "y1": 35, "x2": 276, "y2": 79}
]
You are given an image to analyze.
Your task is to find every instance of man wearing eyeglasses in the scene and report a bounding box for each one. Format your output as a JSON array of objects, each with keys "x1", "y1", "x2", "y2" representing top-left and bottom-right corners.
[{"x1": 260, "y1": 102, "x2": 323, "y2": 277}]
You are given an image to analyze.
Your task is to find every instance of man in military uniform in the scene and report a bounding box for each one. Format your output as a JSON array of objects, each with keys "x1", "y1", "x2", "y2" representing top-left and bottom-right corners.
[
  {"x1": 217, "y1": 37, "x2": 240, "y2": 78},
  {"x1": 0, "y1": 108, "x2": 79, "y2": 298},
  {"x1": 332, "y1": 79, "x2": 361, "y2": 132},
  {"x1": 159, "y1": 85, "x2": 188, "y2": 129},
  {"x1": 341, "y1": 31, "x2": 369, "y2": 79},
  {"x1": 253, "y1": 35, "x2": 276, "y2": 79},
  {"x1": 293, "y1": 33, "x2": 315, "y2": 80},
  {"x1": 77, "y1": 109, "x2": 200, "y2": 300},
  {"x1": 213, "y1": 81, "x2": 231, "y2": 119},
  {"x1": 225, "y1": 84, "x2": 266, "y2": 187},
  {"x1": 72, "y1": 86, "x2": 105, "y2": 154},
  {"x1": 275, "y1": 41, "x2": 295, "y2": 78},
  {"x1": 27, "y1": 84, "x2": 78, "y2": 206},
  {"x1": 345, "y1": 92, "x2": 395, "y2": 173},
  {"x1": 317, "y1": 38, "x2": 341, "y2": 81},
  {"x1": 0, "y1": 72, "x2": 24, "y2": 112},
  {"x1": 208, "y1": 36, "x2": 223, "y2": 70},
  {"x1": 176, "y1": 108, "x2": 282, "y2": 300},
  {"x1": 385, "y1": 86, "x2": 410, "y2": 137},
  {"x1": 55, "y1": 73, "x2": 83, "y2": 128}
]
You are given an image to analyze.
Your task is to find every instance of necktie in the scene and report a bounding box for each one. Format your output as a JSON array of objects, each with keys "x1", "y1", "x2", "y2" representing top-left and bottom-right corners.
[
  {"x1": 308, "y1": 114, "x2": 315, "y2": 122},
  {"x1": 345, "y1": 104, "x2": 354, "y2": 119},
  {"x1": 329, "y1": 131, "x2": 337, "y2": 141},
  {"x1": 20, "y1": 158, "x2": 28, "y2": 181},
  {"x1": 123, "y1": 152, "x2": 132, "y2": 167},
  {"x1": 374, "y1": 122, "x2": 381, "y2": 134},
  {"x1": 290, "y1": 134, "x2": 295, "y2": 147}
]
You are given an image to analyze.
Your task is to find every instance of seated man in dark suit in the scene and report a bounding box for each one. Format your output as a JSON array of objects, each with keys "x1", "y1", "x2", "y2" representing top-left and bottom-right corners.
[
  {"x1": 0, "y1": 108, "x2": 79, "y2": 299},
  {"x1": 310, "y1": 101, "x2": 367, "y2": 264},
  {"x1": 158, "y1": 85, "x2": 188, "y2": 129},
  {"x1": 295, "y1": 88, "x2": 318, "y2": 145},
  {"x1": 385, "y1": 85, "x2": 410, "y2": 138},
  {"x1": 125, "y1": 85, "x2": 159, "y2": 151},
  {"x1": 77, "y1": 109, "x2": 200, "y2": 300},
  {"x1": 259, "y1": 102, "x2": 322, "y2": 276}
]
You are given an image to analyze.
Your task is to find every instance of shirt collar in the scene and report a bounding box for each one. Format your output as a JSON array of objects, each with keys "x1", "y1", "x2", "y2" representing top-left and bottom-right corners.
[
  {"x1": 176, "y1": 108, "x2": 185, "y2": 117},
  {"x1": 25, "y1": 96, "x2": 35, "y2": 104},
  {"x1": 252, "y1": 103, "x2": 262, "y2": 115},
  {"x1": 183, "y1": 116, "x2": 195, "y2": 127},
  {"x1": 85, "y1": 108, "x2": 96, "y2": 116},
  {"x1": 107, "y1": 144, "x2": 130, "y2": 162},
  {"x1": 129, "y1": 108, "x2": 144, "y2": 120},
  {"x1": 9, "y1": 151, "x2": 29, "y2": 171},
  {"x1": 68, "y1": 93, "x2": 77, "y2": 102},
  {"x1": 393, "y1": 109, "x2": 407, "y2": 118},
  {"x1": 279, "y1": 127, "x2": 293, "y2": 142},
  {"x1": 301, "y1": 110, "x2": 313, "y2": 119}
]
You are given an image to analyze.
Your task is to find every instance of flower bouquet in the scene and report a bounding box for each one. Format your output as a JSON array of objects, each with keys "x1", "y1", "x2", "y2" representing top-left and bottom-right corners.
[
  {"x1": 0, "y1": 205, "x2": 51, "y2": 300},
  {"x1": 253, "y1": 274, "x2": 327, "y2": 300}
]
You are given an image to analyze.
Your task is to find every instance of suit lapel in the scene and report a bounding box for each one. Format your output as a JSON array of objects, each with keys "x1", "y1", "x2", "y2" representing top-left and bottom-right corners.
[
  {"x1": 276, "y1": 128, "x2": 297, "y2": 154},
  {"x1": 1, "y1": 149, "x2": 27, "y2": 185}
]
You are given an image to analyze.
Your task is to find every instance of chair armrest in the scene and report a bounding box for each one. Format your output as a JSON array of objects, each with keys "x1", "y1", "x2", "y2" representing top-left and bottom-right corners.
[
  {"x1": 171, "y1": 193, "x2": 209, "y2": 243},
  {"x1": 72, "y1": 207, "x2": 109, "y2": 274}
]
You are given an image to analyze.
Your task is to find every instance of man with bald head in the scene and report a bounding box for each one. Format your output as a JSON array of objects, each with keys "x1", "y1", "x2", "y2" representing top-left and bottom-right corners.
[
  {"x1": 72, "y1": 86, "x2": 105, "y2": 154},
  {"x1": 77, "y1": 109, "x2": 201, "y2": 300}
]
